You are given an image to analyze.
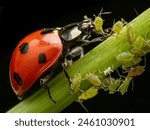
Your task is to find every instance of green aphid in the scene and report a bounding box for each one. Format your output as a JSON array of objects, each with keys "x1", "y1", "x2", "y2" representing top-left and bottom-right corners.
[
  {"x1": 116, "y1": 51, "x2": 134, "y2": 63},
  {"x1": 71, "y1": 72, "x2": 82, "y2": 93},
  {"x1": 85, "y1": 73, "x2": 101, "y2": 87},
  {"x1": 77, "y1": 86, "x2": 99, "y2": 112},
  {"x1": 126, "y1": 24, "x2": 135, "y2": 44},
  {"x1": 118, "y1": 77, "x2": 132, "y2": 95},
  {"x1": 94, "y1": 16, "x2": 105, "y2": 34},
  {"x1": 132, "y1": 36, "x2": 145, "y2": 51},
  {"x1": 94, "y1": 8, "x2": 111, "y2": 35},
  {"x1": 112, "y1": 18, "x2": 127, "y2": 34},
  {"x1": 78, "y1": 86, "x2": 99, "y2": 101},
  {"x1": 108, "y1": 78, "x2": 122, "y2": 94},
  {"x1": 131, "y1": 36, "x2": 145, "y2": 56},
  {"x1": 122, "y1": 57, "x2": 142, "y2": 70},
  {"x1": 112, "y1": 21, "x2": 124, "y2": 34}
]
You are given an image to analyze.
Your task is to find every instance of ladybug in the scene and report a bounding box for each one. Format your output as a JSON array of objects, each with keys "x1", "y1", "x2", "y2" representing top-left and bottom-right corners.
[{"x1": 9, "y1": 19, "x2": 104, "y2": 102}]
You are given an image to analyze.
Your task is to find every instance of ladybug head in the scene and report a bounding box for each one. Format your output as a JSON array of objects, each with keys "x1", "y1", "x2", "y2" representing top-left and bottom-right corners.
[{"x1": 78, "y1": 19, "x2": 93, "y2": 35}]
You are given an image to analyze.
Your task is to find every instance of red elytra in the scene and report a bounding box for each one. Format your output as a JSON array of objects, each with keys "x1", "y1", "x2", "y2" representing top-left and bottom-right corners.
[{"x1": 9, "y1": 29, "x2": 62, "y2": 97}]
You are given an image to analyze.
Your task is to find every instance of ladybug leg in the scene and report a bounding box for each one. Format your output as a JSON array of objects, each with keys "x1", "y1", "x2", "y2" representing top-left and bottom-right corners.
[
  {"x1": 40, "y1": 74, "x2": 56, "y2": 103},
  {"x1": 62, "y1": 63, "x2": 74, "y2": 93},
  {"x1": 69, "y1": 46, "x2": 84, "y2": 58},
  {"x1": 80, "y1": 36, "x2": 105, "y2": 46},
  {"x1": 62, "y1": 46, "x2": 84, "y2": 93}
]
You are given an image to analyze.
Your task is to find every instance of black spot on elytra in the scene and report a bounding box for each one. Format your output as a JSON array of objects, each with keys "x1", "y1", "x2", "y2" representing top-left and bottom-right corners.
[
  {"x1": 40, "y1": 28, "x2": 54, "y2": 34},
  {"x1": 13, "y1": 72, "x2": 23, "y2": 85},
  {"x1": 38, "y1": 53, "x2": 46, "y2": 63},
  {"x1": 19, "y1": 42, "x2": 29, "y2": 54}
]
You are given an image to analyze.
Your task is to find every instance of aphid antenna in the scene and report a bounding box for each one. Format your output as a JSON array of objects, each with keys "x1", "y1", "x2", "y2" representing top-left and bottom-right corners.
[
  {"x1": 93, "y1": 7, "x2": 112, "y2": 18},
  {"x1": 97, "y1": 7, "x2": 112, "y2": 17},
  {"x1": 133, "y1": 8, "x2": 139, "y2": 16},
  {"x1": 112, "y1": 19, "x2": 116, "y2": 25}
]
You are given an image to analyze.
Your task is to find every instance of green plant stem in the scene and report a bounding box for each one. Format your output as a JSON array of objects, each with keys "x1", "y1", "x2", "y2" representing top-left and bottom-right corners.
[{"x1": 7, "y1": 8, "x2": 150, "y2": 113}]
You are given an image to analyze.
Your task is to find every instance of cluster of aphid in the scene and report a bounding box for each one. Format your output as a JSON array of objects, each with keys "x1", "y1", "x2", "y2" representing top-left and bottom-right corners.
[{"x1": 70, "y1": 12, "x2": 150, "y2": 112}]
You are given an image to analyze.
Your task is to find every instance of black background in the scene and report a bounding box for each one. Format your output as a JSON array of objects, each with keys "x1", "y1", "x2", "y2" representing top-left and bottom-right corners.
[{"x1": 0, "y1": 0, "x2": 150, "y2": 113}]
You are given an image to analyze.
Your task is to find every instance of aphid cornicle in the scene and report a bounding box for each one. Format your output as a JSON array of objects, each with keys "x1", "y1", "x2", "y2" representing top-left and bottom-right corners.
[{"x1": 9, "y1": 18, "x2": 105, "y2": 101}]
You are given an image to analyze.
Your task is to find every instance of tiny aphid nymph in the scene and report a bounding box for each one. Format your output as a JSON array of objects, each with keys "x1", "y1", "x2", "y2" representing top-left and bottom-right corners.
[{"x1": 112, "y1": 18, "x2": 127, "y2": 34}]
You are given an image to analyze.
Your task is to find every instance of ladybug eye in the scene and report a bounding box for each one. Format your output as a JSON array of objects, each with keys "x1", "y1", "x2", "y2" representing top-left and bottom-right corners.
[
  {"x1": 19, "y1": 42, "x2": 29, "y2": 54},
  {"x1": 38, "y1": 53, "x2": 46, "y2": 63},
  {"x1": 13, "y1": 72, "x2": 23, "y2": 85}
]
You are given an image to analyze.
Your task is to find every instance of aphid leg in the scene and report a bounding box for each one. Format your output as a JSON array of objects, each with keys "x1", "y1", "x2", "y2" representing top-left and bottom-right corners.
[
  {"x1": 76, "y1": 100, "x2": 88, "y2": 112},
  {"x1": 40, "y1": 74, "x2": 56, "y2": 103},
  {"x1": 76, "y1": 95, "x2": 88, "y2": 112},
  {"x1": 115, "y1": 68, "x2": 125, "y2": 79}
]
